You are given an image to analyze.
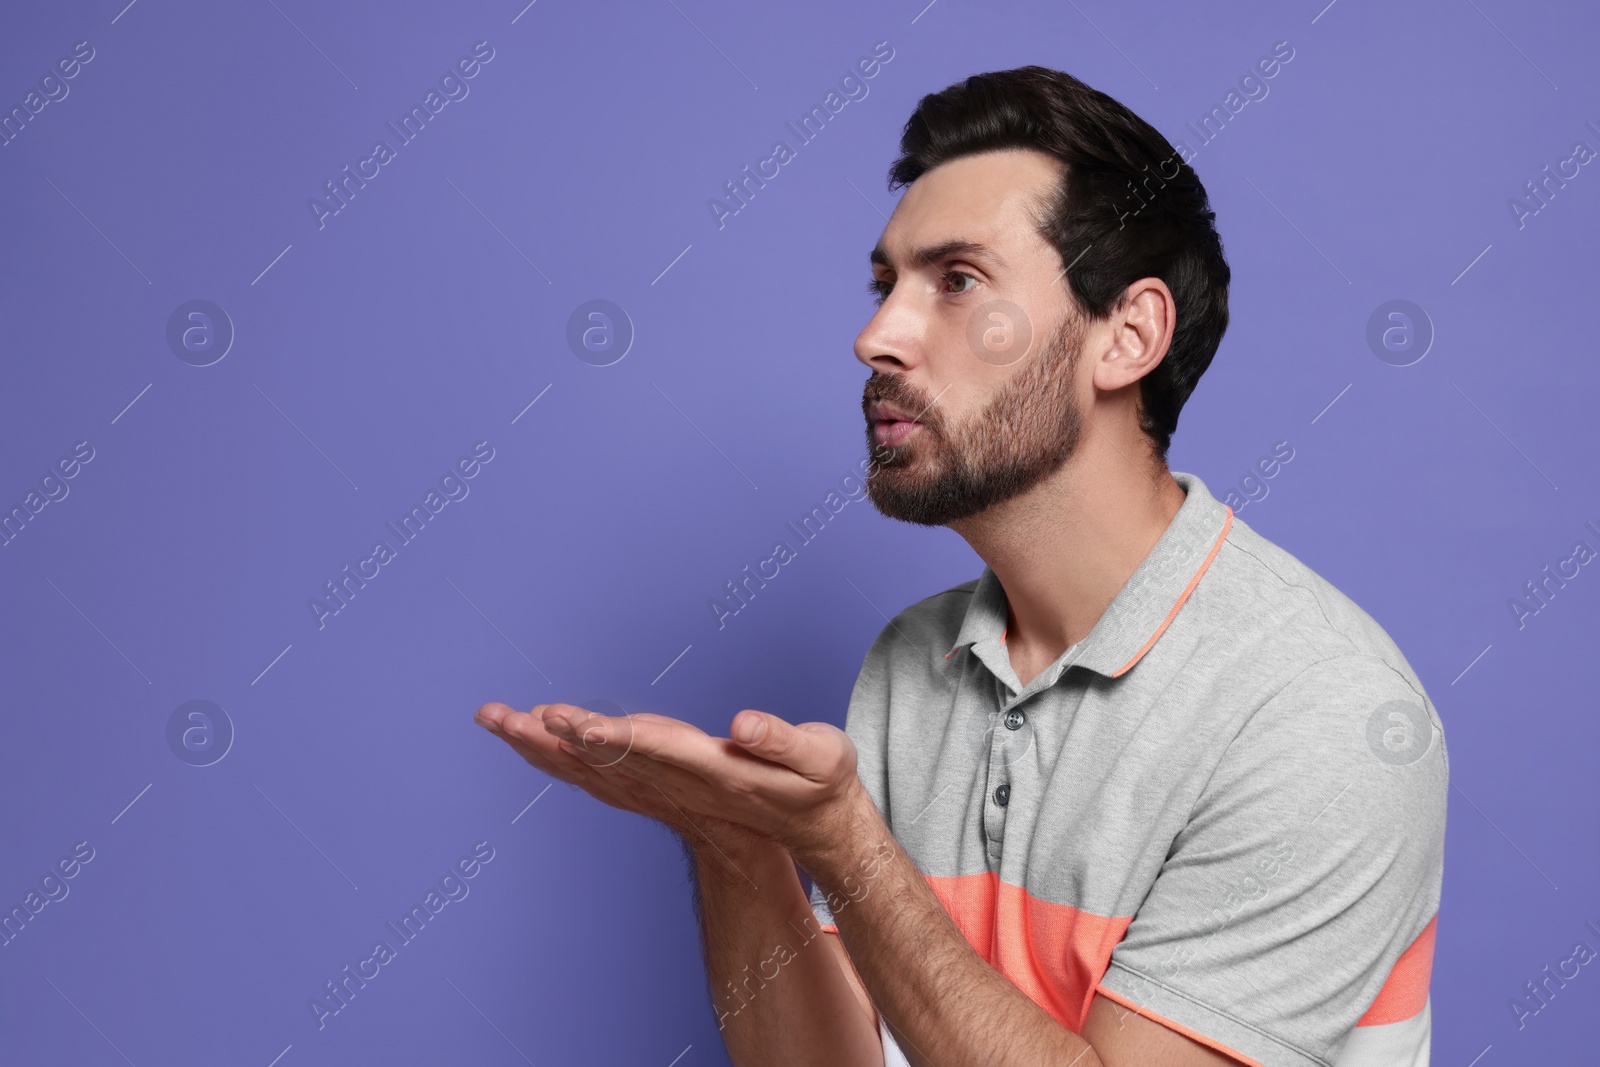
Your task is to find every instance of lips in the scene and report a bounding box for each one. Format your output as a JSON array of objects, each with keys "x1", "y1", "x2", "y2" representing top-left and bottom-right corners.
[
  {"x1": 874, "y1": 420, "x2": 921, "y2": 446},
  {"x1": 869, "y1": 404, "x2": 924, "y2": 447},
  {"x1": 868, "y1": 403, "x2": 918, "y2": 425}
]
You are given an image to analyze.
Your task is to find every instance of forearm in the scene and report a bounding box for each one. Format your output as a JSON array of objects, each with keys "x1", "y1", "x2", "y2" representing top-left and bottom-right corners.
[
  {"x1": 687, "y1": 832, "x2": 881, "y2": 1067},
  {"x1": 800, "y1": 792, "x2": 1102, "y2": 1067}
]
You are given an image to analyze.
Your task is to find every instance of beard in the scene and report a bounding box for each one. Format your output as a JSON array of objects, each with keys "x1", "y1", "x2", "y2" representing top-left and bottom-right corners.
[{"x1": 861, "y1": 311, "x2": 1086, "y2": 527}]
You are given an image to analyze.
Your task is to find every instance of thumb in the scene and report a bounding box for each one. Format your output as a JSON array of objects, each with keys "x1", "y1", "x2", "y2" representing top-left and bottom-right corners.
[{"x1": 730, "y1": 709, "x2": 808, "y2": 768}]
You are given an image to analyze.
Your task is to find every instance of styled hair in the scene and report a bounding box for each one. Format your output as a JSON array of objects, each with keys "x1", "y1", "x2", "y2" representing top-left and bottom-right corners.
[{"x1": 889, "y1": 66, "x2": 1231, "y2": 461}]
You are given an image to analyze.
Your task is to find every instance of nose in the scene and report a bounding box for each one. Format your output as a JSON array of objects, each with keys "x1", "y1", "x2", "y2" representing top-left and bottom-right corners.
[{"x1": 854, "y1": 297, "x2": 920, "y2": 375}]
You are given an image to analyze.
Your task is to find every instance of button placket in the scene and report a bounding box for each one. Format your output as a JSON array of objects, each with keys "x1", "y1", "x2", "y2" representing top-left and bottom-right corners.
[
  {"x1": 982, "y1": 679, "x2": 1010, "y2": 865},
  {"x1": 985, "y1": 694, "x2": 1036, "y2": 871}
]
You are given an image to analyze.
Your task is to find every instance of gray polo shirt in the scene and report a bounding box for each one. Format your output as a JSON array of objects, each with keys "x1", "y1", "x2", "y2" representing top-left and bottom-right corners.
[{"x1": 810, "y1": 470, "x2": 1447, "y2": 1067}]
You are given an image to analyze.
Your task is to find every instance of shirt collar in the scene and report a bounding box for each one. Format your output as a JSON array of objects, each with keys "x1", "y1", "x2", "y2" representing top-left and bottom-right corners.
[{"x1": 946, "y1": 470, "x2": 1233, "y2": 692}]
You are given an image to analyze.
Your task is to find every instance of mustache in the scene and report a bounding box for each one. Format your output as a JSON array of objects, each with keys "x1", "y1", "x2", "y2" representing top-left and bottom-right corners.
[{"x1": 862, "y1": 373, "x2": 942, "y2": 427}]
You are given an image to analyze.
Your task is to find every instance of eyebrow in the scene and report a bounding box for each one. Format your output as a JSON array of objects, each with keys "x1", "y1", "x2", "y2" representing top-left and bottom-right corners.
[{"x1": 869, "y1": 238, "x2": 1002, "y2": 271}]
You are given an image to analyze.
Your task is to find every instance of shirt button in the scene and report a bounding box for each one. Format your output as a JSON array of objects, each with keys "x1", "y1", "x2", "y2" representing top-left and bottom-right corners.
[
  {"x1": 994, "y1": 783, "x2": 1010, "y2": 806},
  {"x1": 1003, "y1": 708, "x2": 1026, "y2": 731}
]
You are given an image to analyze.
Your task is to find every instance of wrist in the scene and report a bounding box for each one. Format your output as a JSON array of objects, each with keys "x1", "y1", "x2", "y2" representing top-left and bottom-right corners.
[
  {"x1": 789, "y1": 778, "x2": 891, "y2": 887},
  {"x1": 682, "y1": 819, "x2": 786, "y2": 874}
]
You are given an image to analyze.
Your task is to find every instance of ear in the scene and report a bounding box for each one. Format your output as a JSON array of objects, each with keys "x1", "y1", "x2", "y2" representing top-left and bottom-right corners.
[{"x1": 1094, "y1": 277, "x2": 1175, "y2": 392}]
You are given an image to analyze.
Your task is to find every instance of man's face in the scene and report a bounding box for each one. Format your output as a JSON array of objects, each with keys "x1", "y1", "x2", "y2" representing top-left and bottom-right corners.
[{"x1": 856, "y1": 148, "x2": 1088, "y2": 527}]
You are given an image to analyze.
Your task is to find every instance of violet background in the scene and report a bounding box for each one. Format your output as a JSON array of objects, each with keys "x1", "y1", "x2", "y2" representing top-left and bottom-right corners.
[{"x1": 1, "y1": 0, "x2": 1596, "y2": 1063}]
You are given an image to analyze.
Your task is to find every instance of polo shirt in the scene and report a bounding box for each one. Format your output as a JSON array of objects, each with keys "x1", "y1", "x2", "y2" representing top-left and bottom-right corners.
[{"x1": 809, "y1": 469, "x2": 1447, "y2": 1067}]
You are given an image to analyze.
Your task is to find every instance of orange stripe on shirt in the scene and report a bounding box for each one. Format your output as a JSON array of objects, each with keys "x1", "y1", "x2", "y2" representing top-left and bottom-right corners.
[
  {"x1": 1356, "y1": 913, "x2": 1437, "y2": 1026},
  {"x1": 924, "y1": 871, "x2": 1132, "y2": 1030}
]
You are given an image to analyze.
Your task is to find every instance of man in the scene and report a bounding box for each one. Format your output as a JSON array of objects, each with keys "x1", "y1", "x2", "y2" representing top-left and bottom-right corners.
[{"x1": 475, "y1": 66, "x2": 1447, "y2": 1066}]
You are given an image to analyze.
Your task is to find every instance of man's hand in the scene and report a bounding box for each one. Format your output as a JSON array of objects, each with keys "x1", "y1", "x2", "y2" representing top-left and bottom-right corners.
[
  {"x1": 474, "y1": 701, "x2": 1239, "y2": 1066},
  {"x1": 473, "y1": 702, "x2": 759, "y2": 852},
  {"x1": 476, "y1": 701, "x2": 867, "y2": 867}
]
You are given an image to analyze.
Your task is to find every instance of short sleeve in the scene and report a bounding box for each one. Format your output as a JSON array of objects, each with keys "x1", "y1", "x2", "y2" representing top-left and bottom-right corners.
[{"x1": 1096, "y1": 654, "x2": 1447, "y2": 1067}]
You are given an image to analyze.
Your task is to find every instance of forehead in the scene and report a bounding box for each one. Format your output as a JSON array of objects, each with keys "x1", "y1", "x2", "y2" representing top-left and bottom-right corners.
[{"x1": 872, "y1": 148, "x2": 1062, "y2": 269}]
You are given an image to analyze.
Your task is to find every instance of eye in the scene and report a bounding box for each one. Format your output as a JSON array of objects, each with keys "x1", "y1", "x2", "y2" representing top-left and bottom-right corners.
[
  {"x1": 943, "y1": 270, "x2": 979, "y2": 295},
  {"x1": 867, "y1": 278, "x2": 892, "y2": 305}
]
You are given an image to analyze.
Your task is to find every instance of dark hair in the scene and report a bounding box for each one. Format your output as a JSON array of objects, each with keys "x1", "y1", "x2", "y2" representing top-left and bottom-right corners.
[{"x1": 889, "y1": 66, "x2": 1230, "y2": 461}]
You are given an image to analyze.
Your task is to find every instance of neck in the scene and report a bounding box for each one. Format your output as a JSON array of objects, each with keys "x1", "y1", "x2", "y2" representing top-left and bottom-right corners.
[{"x1": 948, "y1": 429, "x2": 1186, "y2": 667}]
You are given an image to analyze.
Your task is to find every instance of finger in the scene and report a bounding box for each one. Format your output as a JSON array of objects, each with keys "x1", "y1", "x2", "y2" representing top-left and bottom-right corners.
[
  {"x1": 503, "y1": 727, "x2": 685, "y2": 817},
  {"x1": 544, "y1": 704, "x2": 804, "y2": 796},
  {"x1": 478, "y1": 701, "x2": 578, "y2": 745},
  {"x1": 543, "y1": 706, "x2": 736, "y2": 772},
  {"x1": 729, "y1": 711, "x2": 849, "y2": 782},
  {"x1": 478, "y1": 706, "x2": 712, "y2": 829},
  {"x1": 541, "y1": 704, "x2": 705, "y2": 739},
  {"x1": 478, "y1": 703, "x2": 605, "y2": 783},
  {"x1": 480, "y1": 702, "x2": 565, "y2": 754},
  {"x1": 540, "y1": 704, "x2": 642, "y2": 768},
  {"x1": 474, "y1": 701, "x2": 519, "y2": 731}
]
